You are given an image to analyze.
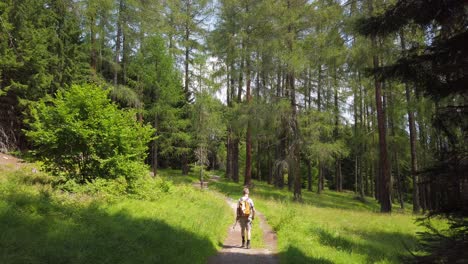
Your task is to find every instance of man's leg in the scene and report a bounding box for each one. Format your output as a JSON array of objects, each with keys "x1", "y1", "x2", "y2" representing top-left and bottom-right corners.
[
  {"x1": 246, "y1": 220, "x2": 252, "y2": 249},
  {"x1": 240, "y1": 220, "x2": 246, "y2": 247}
]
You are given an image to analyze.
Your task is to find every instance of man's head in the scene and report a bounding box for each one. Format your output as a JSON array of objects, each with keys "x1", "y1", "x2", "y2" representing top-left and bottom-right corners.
[{"x1": 243, "y1": 187, "x2": 249, "y2": 195}]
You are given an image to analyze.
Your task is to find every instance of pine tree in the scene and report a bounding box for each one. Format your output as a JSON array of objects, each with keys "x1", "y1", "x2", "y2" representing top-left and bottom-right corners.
[{"x1": 0, "y1": 0, "x2": 87, "y2": 150}]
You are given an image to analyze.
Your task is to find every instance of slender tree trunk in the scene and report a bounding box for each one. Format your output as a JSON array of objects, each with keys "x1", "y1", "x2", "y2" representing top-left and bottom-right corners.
[
  {"x1": 371, "y1": 35, "x2": 392, "y2": 212},
  {"x1": 268, "y1": 150, "x2": 273, "y2": 184},
  {"x1": 226, "y1": 66, "x2": 232, "y2": 179},
  {"x1": 90, "y1": 17, "x2": 97, "y2": 72},
  {"x1": 184, "y1": 25, "x2": 190, "y2": 100},
  {"x1": 232, "y1": 138, "x2": 239, "y2": 182},
  {"x1": 122, "y1": 33, "x2": 128, "y2": 85},
  {"x1": 152, "y1": 117, "x2": 158, "y2": 177},
  {"x1": 334, "y1": 67, "x2": 342, "y2": 192},
  {"x1": 400, "y1": 31, "x2": 420, "y2": 213},
  {"x1": 114, "y1": 0, "x2": 124, "y2": 86},
  {"x1": 388, "y1": 88, "x2": 404, "y2": 209},
  {"x1": 286, "y1": 1, "x2": 301, "y2": 201},
  {"x1": 231, "y1": 56, "x2": 243, "y2": 183},
  {"x1": 317, "y1": 64, "x2": 324, "y2": 194},
  {"x1": 289, "y1": 70, "x2": 301, "y2": 201},
  {"x1": 318, "y1": 166, "x2": 324, "y2": 194},
  {"x1": 307, "y1": 160, "x2": 312, "y2": 191},
  {"x1": 358, "y1": 73, "x2": 365, "y2": 198},
  {"x1": 256, "y1": 142, "x2": 261, "y2": 181},
  {"x1": 383, "y1": 82, "x2": 393, "y2": 203},
  {"x1": 245, "y1": 53, "x2": 252, "y2": 186},
  {"x1": 353, "y1": 74, "x2": 359, "y2": 194},
  {"x1": 355, "y1": 156, "x2": 358, "y2": 194},
  {"x1": 226, "y1": 128, "x2": 232, "y2": 179}
]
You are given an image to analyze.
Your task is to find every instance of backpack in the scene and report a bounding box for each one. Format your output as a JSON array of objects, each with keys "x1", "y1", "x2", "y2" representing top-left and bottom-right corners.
[{"x1": 238, "y1": 199, "x2": 251, "y2": 217}]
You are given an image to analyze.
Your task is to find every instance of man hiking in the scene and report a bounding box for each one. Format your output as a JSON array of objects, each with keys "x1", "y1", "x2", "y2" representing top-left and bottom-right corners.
[{"x1": 236, "y1": 187, "x2": 255, "y2": 249}]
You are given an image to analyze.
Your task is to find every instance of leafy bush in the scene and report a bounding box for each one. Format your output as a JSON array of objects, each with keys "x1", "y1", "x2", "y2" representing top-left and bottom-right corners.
[
  {"x1": 59, "y1": 177, "x2": 128, "y2": 198},
  {"x1": 127, "y1": 177, "x2": 173, "y2": 201},
  {"x1": 25, "y1": 84, "x2": 155, "y2": 183}
]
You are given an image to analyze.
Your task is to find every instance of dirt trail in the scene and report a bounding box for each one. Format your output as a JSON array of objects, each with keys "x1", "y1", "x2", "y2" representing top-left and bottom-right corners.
[
  {"x1": 206, "y1": 176, "x2": 279, "y2": 264},
  {"x1": 0, "y1": 152, "x2": 26, "y2": 172}
]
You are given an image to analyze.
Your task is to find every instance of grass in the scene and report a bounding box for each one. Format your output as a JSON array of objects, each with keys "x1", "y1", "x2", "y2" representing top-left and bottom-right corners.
[
  {"x1": 208, "y1": 174, "x2": 444, "y2": 264},
  {"x1": 0, "y1": 164, "x2": 232, "y2": 264},
  {"x1": 0, "y1": 161, "x2": 444, "y2": 263}
]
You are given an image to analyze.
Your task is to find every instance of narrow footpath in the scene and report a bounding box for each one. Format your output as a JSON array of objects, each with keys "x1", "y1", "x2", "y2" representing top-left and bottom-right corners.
[{"x1": 205, "y1": 177, "x2": 279, "y2": 264}]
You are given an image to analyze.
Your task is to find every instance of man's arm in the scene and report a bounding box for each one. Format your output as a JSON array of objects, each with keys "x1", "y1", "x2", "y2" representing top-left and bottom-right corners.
[{"x1": 250, "y1": 200, "x2": 255, "y2": 220}]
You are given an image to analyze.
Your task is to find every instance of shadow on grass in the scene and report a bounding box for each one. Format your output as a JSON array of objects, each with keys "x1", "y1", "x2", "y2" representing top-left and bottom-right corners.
[
  {"x1": 0, "y1": 190, "x2": 216, "y2": 264},
  {"x1": 209, "y1": 179, "x2": 378, "y2": 212},
  {"x1": 279, "y1": 246, "x2": 334, "y2": 264},
  {"x1": 314, "y1": 227, "x2": 417, "y2": 263}
]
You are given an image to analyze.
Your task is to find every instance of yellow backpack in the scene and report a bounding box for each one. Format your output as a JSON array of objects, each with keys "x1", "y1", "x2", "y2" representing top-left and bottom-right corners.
[{"x1": 238, "y1": 199, "x2": 251, "y2": 217}]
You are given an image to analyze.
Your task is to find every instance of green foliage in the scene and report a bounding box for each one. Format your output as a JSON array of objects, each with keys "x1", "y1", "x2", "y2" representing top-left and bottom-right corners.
[
  {"x1": 128, "y1": 35, "x2": 191, "y2": 165},
  {"x1": 0, "y1": 0, "x2": 87, "y2": 99},
  {"x1": 25, "y1": 84, "x2": 154, "y2": 183},
  {"x1": 300, "y1": 109, "x2": 350, "y2": 164}
]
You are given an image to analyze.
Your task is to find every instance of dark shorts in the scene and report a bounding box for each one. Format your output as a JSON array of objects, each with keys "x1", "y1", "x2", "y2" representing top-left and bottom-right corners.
[{"x1": 239, "y1": 217, "x2": 252, "y2": 230}]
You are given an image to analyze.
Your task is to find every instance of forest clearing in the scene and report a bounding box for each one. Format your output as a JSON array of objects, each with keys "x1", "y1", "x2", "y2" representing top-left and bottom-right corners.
[
  {"x1": 0, "y1": 154, "x2": 441, "y2": 263},
  {"x1": 0, "y1": 0, "x2": 466, "y2": 263}
]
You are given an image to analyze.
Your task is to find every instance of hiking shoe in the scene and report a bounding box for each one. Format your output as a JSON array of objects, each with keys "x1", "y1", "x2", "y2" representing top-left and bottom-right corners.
[{"x1": 246, "y1": 240, "x2": 251, "y2": 249}]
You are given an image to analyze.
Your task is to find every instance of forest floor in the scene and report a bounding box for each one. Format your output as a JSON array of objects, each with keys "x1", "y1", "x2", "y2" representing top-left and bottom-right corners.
[{"x1": 206, "y1": 176, "x2": 279, "y2": 264}]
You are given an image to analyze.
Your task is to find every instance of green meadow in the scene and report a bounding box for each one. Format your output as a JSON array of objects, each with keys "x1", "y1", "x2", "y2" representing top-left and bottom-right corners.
[
  {"x1": 209, "y1": 177, "x2": 444, "y2": 264},
  {"x1": 0, "y1": 164, "x2": 231, "y2": 264},
  {"x1": 0, "y1": 163, "x2": 443, "y2": 264}
]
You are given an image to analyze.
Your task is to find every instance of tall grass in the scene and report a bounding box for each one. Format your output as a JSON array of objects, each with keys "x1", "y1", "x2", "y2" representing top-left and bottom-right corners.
[{"x1": 0, "y1": 165, "x2": 232, "y2": 264}]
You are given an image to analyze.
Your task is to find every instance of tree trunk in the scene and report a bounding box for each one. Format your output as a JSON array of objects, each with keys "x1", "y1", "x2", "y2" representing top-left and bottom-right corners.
[
  {"x1": 307, "y1": 160, "x2": 312, "y2": 191},
  {"x1": 317, "y1": 165, "x2": 323, "y2": 194},
  {"x1": 334, "y1": 67, "x2": 342, "y2": 192},
  {"x1": 90, "y1": 17, "x2": 97, "y2": 72},
  {"x1": 226, "y1": 128, "x2": 232, "y2": 179},
  {"x1": 267, "y1": 150, "x2": 273, "y2": 184},
  {"x1": 289, "y1": 70, "x2": 301, "y2": 201},
  {"x1": 400, "y1": 31, "x2": 420, "y2": 213},
  {"x1": 232, "y1": 138, "x2": 240, "y2": 182},
  {"x1": 114, "y1": 0, "x2": 124, "y2": 86},
  {"x1": 371, "y1": 36, "x2": 392, "y2": 212},
  {"x1": 184, "y1": 25, "x2": 190, "y2": 100},
  {"x1": 358, "y1": 73, "x2": 365, "y2": 198},
  {"x1": 317, "y1": 63, "x2": 323, "y2": 194},
  {"x1": 245, "y1": 53, "x2": 252, "y2": 186},
  {"x1": 388, "y1": 87, "x2": 404, "y2": 209},
  {"x1": 152, "y1": 117, "x2": 158, "y2": 177}
]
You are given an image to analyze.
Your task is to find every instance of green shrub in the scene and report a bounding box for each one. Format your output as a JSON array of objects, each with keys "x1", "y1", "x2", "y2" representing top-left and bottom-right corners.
[
  {"x1": 127, "y1": 177, "x2": 173, "y2": 201},
  {"x1": 25, "y1": 84, "x2": 154, "y2": 183},
  {"x1": 59, "y1": 177, "x2": 128, "y2": 198}
]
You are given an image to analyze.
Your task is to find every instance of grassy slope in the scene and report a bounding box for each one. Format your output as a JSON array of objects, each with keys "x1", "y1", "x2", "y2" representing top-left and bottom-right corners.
[
  {"x1": 209, "y1": 177, "x2": 439, "y2": 264},
  {"x1": 0, "y1": 164, "x2": 232, "y2": 264}
]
